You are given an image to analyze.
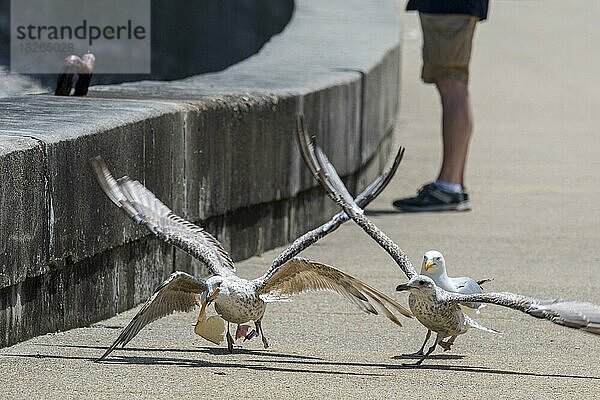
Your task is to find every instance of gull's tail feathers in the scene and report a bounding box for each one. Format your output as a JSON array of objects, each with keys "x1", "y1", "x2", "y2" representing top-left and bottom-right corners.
[{"x1": 465, "y1": 315, "x2": 500, "y2": 334}]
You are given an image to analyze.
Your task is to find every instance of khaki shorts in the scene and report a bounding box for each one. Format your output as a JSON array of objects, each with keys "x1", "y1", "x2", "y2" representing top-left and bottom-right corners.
[{"x1": 419, "y1": 13, "x2": 478, "y2": 84}]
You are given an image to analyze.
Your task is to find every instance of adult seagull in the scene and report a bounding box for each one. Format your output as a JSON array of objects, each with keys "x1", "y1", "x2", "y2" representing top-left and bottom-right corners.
[
  {"x1": 296, "y1": 116, "x2": 600, "y2": 366},
  {"x1": 421, "y1": 250, "x2": 492, "y2": 311},
  {"x1": 91, "y1": 153, "x2": 412, "y2": 361}
]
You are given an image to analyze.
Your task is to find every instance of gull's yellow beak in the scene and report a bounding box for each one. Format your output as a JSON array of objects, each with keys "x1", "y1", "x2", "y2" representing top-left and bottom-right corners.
[
  {"x1": 194, "y1": 288, "x2": 225, "y2": 344},
  {"x1": 424, "y1": 260, "x2": 433, "y2": 271}
]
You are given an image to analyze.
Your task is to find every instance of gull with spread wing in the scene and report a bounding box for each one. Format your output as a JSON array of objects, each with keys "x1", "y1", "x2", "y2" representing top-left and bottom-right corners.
[
  {"x1": 91, "y1": 153, "x2": 411, "y2": 361},
  {"x1": 297, "y1": 116, "x2": 600, "y2": 366},
  {"x1": 412, "y1": 249, "x2": 493, "y2": 354},
  {"x1": 396, "y1": 276, "x2": 600, "y2": 365}
]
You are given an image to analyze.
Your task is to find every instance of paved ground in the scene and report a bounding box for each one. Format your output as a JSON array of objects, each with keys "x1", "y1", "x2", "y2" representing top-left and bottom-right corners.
[{"x1": 2, "y1": 1, "x2": 600, "y2": 398}]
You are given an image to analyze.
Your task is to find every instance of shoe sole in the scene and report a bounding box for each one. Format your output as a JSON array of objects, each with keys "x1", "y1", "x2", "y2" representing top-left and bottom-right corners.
[{"x1": 393, "y1": 201, "x2": 472, "y2": 213}]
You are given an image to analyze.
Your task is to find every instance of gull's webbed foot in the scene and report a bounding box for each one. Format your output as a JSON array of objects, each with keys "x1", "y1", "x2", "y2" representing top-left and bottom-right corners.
[
  {"x1": 402, "y1": 329, "x2": 430, "y2": 357},
  {"x1": 402, "y1": 350, "x2": 425, "y2": 357},
  {"x1": 235, "y1": 324, "x2": 251, "y2": 340},
  {"x1": 439, "y1": 336, "x2": 456, "y2": 352},
  {"x1": 402, "y1": 333, "x2": 441, "y2": 367},
  {"x1": 438, "y1": 341, "x2": 452, "y2": 351},
  {"x1": 261, "y1": 335, "x2": 270, "y2": 349}
]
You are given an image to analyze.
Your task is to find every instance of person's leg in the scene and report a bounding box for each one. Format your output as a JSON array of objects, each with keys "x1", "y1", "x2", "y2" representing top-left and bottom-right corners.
[
  {"x1": 392, "y1": 14, "x2": 477, "y2": 212},
  {"x1": 435, "y1": 78, "x2": 473, "y2": 187}
]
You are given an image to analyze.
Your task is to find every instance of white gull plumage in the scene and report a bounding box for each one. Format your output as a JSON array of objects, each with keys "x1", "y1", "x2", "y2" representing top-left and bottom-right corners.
[{"x1": 91, "y1": 153, "x2": 411, "y2": 361}]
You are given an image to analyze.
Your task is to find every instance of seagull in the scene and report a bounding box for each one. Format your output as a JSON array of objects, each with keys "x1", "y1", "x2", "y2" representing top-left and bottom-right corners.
[
  {"x1": 421, "y1": 250, "x2": 492, "y2": 309},
  {"x1": 296, "y1": 116, "x2": 600, "y2": 365},
  {"x1": 416, "y1": 249, "x2": 493, "y2": 354},
  {"x1": 396, "y1": 275, "x2": 600, "y2": 365},
  {"x1": 91, "y1": 154, "x2": 412, "y2": 361}
]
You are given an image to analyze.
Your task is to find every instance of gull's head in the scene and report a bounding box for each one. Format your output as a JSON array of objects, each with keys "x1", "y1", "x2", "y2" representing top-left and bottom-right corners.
[
  {"x1": 421, "y1": 250, "x2": 446, "y2": 275},
  {"x1": 202, "y1": 277, "x2": 225, "y2": 306},
  {"x1": 396, "y1": 275, "x2": 436, "y2": 294}
]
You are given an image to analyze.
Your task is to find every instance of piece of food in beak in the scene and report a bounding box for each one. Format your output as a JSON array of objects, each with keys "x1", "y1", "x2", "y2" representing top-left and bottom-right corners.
[{"x1": 194, "y1": 289, "x2": 225, "y2": 344}]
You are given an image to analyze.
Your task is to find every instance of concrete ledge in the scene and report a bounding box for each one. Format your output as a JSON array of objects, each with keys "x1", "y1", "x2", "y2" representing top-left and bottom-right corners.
[{"x1": 0, "y1": 0, "x2": 400, "y2": 347}]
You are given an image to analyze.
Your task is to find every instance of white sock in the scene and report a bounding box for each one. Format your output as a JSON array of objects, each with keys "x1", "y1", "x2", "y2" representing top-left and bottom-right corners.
[{"x1": 434, "y1": 179, "x2": 462, "y2": 194}]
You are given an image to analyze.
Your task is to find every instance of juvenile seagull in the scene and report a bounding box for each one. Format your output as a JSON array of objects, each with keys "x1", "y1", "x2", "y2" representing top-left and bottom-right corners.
[
  {"x1": 396, "y1": 275, "x2": 600, "y2": 365},
  {"x1": 91, "y1": 154, "x2": 411, "y2": 360},
  {"x1": 415, "y1": 249, "x2": 493, "y2": 354},
  {"x1": 296, "y1": 117, "x2": 600, "y2": 365}
]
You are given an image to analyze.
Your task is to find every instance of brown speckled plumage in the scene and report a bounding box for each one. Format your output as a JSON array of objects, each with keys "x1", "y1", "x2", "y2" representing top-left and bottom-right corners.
[
  {"x1": 401, "y1": 275, "x2": 600, "y2": 347},
  {"x1": 91, "y1": 153, "x2": 411, "y2": 360},
  {"x1": 297, "y1": 119, "x2": 600, "y2": 365}
]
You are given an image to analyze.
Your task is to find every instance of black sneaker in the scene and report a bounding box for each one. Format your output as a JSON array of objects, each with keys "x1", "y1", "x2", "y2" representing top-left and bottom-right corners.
[{"x1": 392, "y1": 183, "x2": 471, "y2": 212}]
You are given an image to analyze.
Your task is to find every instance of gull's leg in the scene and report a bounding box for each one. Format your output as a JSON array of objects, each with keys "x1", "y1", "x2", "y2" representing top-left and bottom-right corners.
[
  {"x1": 255, "y1": 320, "x2": 269, "y2": 349},
  {"x1": 403, "y1": 329, "x2": 431, "y2": 356},
  {"x1": 226, "y1": 323, "x2": 234, "y2": 353},
  {"x1": 439, "y1": 335, "x2": 457, "y2": 351},
  {"x1": 403, "y1": 333, "x2": 441, "y2": 367}
]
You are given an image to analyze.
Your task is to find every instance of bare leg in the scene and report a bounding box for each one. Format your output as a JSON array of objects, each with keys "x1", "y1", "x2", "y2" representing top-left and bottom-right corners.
[
  {"x1": 403, "y1": 333, "x2": 442, "y2": 367},
  {"x1": 435, "y1": 79, "x2": 473, "y2": 186},
  {"x1": 439, "y1": 335, "x2": 457, "y2": 351},
  {"x1": 403, "y1": 329, "x2": 431, "y2": 356},
  {"x1": 255, "y1": 320, "x2": 269, "y2": 349},
  {"x1": 55, "y1": 56, "x2": 79, "y2": 95},
  {"x1": 226, "y1": 323, "x2": 234, "y2": 353}
]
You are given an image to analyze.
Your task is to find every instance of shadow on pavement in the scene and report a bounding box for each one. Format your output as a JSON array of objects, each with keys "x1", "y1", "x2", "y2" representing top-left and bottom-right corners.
[
  {"x1": 1, "y1": 351, "x2": 384, "y2": 377},
  {"x1": 5, "y1": 345, "x2": 598, "y2": 381},
  {"x1": 388, "y1": 362, "x2": 600, "y2": 380},
  {"x1": 392, "y1": 353, "x2": 466, "y2": 360},
  {"x1": 246, "y1": 357, "x2": 600, "y2": 381},
  {"x1": 38, "y1": 343, "x2": 323, "y2": 360},
  {"x1": 364, "y1": 209, "x2": 401, "y2": 216}
]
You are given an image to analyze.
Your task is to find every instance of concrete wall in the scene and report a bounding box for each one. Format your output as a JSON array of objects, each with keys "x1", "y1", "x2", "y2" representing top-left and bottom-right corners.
[{"x1": 0, "y1": 0, "x2": 401, "y2": 347}]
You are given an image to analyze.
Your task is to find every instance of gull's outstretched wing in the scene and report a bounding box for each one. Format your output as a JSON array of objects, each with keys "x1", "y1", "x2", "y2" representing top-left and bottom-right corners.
[
  {"x1": 255, "y1": 257, "x2": 412, "y2": 326},
  {"x1": 91, "y1": 156, "x2": 235, "y2": 276},
  {"x1": 296, "y1": 119, "x2": 417, "y2": 279},
  {"x1": 447, "y1": 292, "x2": 600, "y2": 335},
  {"x1": 98, "y1": 272, "x2": 208, "y2": 361},
  {"x1": 266, "y1": 117, "x2": 405, "y2": 272}
]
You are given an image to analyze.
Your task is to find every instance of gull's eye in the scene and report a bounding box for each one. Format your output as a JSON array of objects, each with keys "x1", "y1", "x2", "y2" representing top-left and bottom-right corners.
[{"x1": 419, "y1": 280, "x2": 425, "y2": 286}]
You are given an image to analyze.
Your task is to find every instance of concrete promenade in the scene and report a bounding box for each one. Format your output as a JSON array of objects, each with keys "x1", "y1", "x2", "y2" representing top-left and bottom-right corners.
[{"x1": 1, "y1": 2, "x2": 599, "y2": 398}]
